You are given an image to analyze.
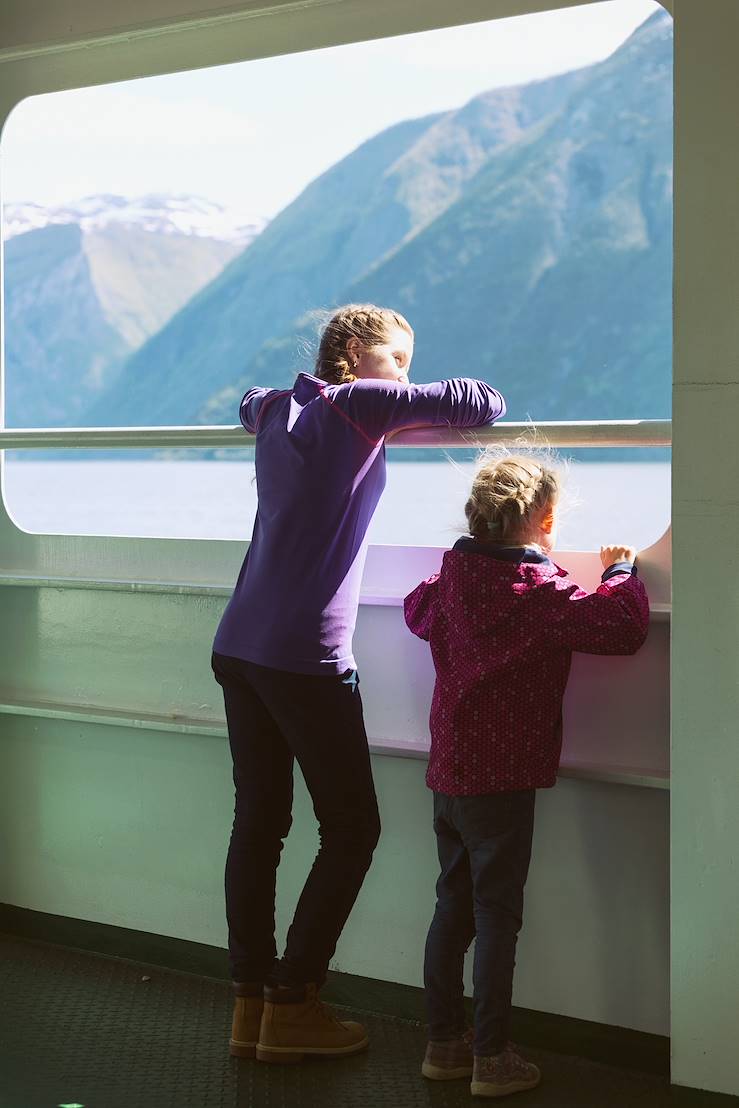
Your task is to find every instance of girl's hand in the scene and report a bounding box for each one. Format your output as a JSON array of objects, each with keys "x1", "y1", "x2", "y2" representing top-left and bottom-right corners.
[{"x1": 600, "y1": 544, "x2": 637, "y2": 569}]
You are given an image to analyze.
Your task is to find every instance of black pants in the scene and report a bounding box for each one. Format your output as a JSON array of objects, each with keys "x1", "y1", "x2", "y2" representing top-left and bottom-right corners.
[
  {"x1": 424, "y1": 790, "x2": 536, "y2": 1056},
  {"x1": 212, "y1": 652, "x2": 381, "y2": 986}
]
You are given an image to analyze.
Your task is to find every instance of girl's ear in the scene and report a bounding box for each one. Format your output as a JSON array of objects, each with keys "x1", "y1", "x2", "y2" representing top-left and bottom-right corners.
[
  {"x1": 346, "y1": 336, "x2": 361, "y2": 359},
  {"x1": 541, "y1": 511, "x2": 555, "y2": 535}
]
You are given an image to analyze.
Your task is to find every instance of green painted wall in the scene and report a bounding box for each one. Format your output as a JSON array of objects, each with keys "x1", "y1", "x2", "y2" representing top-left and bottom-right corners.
[
  {"x1": 671, "y1": 0, "x2": 739, "y2": 1095},
  {"x1": 0, "y1": 708, "x2": 669, "y2": 1034}
]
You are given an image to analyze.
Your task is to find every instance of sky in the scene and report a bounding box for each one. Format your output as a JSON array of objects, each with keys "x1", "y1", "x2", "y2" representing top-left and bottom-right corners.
[{"x1": 1, "y1": 0, "x2": 663, "y2": 221}]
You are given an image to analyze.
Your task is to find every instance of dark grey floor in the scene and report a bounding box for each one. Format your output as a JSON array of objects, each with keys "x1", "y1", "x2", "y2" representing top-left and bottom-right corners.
[{"x1": 0, "y1": 936, "x2": 730, "y2": 1108}]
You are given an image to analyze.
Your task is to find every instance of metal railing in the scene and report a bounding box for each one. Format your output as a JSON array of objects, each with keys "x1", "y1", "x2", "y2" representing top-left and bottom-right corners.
[{"x1": 0, "y1": 419, "x2": 671, "y2": 451}]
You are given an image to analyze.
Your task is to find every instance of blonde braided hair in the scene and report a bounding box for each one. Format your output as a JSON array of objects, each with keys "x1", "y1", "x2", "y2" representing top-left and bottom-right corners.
[
  {"x1": 315, "y1": 304, "x2": 414, "y2": 385},
  {"x1": 465, "y1": 455, "x2": 560, "y2": 544}
]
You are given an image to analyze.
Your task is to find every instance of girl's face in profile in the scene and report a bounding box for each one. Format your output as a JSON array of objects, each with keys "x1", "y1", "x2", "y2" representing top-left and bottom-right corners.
[{"x1": 349, "y1": 325, "x2": 414, "y2": 384}]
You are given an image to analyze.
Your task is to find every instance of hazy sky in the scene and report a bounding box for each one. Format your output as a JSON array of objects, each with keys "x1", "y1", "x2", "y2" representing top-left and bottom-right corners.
[{"x1": 2, "y1": 0, "x2": 663, "y2": 220}]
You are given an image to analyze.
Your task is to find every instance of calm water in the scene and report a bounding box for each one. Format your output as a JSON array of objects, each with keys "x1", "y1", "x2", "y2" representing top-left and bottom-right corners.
[{"x1": 2, "y1": 459, "x2": 670, "y2": 551}]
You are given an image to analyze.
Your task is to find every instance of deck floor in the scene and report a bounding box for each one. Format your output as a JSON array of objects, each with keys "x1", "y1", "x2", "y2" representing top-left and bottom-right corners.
[{"x1": 0, "y1": 935, "x2": 732, "y2": 1108}]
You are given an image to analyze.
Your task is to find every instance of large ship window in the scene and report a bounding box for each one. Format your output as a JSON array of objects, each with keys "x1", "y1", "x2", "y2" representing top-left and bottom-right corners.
[{"x1": 1, "y1": 0, "x2": 670, "y2": 550}]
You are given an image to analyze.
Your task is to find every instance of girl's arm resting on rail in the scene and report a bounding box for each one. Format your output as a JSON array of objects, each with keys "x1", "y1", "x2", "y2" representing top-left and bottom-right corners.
[
  {"x1": 332, "y1": 378, "x2": 505, "y2": 443},
  {"x1": 547, "y1": 568, "x2": 650, "y2": 655},
  {"x1": 403, "y1": 576, "x2": 440, "y2": 641}
]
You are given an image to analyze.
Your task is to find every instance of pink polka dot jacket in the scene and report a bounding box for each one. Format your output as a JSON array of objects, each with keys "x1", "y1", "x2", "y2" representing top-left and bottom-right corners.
[{"x1": 403, "y1": 539, "x2": 650, "y2": 794}]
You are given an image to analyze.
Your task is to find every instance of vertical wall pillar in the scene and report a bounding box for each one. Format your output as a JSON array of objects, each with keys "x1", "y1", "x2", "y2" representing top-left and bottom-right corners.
[{"x1": 671, "y1": 0, "x2": 739, "y2": 1095}]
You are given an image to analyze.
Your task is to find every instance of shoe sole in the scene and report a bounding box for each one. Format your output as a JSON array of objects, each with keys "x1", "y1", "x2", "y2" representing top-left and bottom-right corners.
[
  {"x1": 422, "y1": 1062, "x2": 474, "y2": 1080},
  {"x1": 256, "y1": 1036, "x2": 369, "y2": 1065},
  {"x1": 229, "y1": 1038, "x2": 257, "y2": 1058},
  {"x1": 470, "y1": 1075, "x2": 541, "y2": 1098}
]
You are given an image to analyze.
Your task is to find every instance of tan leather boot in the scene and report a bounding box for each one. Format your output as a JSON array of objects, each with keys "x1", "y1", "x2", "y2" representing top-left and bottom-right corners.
[
  {"x1": 256, "y1": 983, "x2": 369, "y2": 1064},
  {"x1": 229, "y1": 982, "x2": 264, "y2": 1058}
]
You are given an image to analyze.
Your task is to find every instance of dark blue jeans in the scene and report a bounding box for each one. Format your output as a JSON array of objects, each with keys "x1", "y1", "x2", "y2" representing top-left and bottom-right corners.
[
  {"x1": 424, "y1": 789, "x2": 536, "y2": 1056},
  {"x1": 212, "y1": 652, "x2": 381, "y2": 987}
]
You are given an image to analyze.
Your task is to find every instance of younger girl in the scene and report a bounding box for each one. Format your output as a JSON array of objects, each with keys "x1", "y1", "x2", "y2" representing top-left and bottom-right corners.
[{"x1": 404, "y1": 454, "x2": 649, "y2": 1099}]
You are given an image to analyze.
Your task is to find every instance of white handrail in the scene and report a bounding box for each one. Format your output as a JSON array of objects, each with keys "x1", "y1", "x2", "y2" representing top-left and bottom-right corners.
[{"x1": 0, "y1": 419, "x2": 671, "y2": 450}]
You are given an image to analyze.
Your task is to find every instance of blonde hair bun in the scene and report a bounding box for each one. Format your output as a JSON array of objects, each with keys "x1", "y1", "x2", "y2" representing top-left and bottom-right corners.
[{"x1": 465, "y1": 454, "x2": 560, "y2": 545}]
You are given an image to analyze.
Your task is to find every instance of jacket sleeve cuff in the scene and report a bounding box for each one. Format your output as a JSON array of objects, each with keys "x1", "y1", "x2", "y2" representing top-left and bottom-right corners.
[{"x1": 601, "y1": 561, "x2": 637, "y2": 583}]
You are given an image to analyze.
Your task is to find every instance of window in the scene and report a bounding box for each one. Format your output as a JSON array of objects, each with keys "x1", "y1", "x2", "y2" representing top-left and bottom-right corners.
[{"x1": 1, "y1": 0, "x2": 670, "y2": 550}]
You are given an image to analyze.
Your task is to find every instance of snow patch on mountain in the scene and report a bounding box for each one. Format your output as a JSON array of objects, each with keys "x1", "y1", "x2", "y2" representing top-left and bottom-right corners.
[{"x1": 2, "y1": 194, "x2": 268, "y2": 244}]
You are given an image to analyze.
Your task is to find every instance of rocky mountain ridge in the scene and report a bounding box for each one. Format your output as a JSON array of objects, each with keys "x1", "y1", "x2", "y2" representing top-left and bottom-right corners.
[
  {"x1": 4, "y1": 11, "x2": 673, "y2": 432},
  {"x1": 4, "y1": 195, "x2": 264, "y2": 425}
]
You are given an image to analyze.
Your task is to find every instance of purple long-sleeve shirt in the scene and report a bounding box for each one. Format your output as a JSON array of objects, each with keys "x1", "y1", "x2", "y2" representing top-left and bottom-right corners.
[{"x1": 213, "y1": 372, "x2": 505, "y2": 675}]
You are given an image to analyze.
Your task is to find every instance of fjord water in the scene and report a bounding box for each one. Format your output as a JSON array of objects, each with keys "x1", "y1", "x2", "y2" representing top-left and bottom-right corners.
[{"x1": 2, "y1": 459, "x2": 670, "y2": 552}]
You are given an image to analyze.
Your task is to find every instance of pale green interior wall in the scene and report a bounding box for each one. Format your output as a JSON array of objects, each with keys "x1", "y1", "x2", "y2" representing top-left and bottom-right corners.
[
  {"x1": 0, "y1": 586, "x2": 224, "y2": 717},
  {"x1": 0, "y1": 578, "x2": 670, "y2": 1036},
  {"x1": 670, "y1": 0, "x2": 739, "y2": 1096},
  {"x1": 0, "y1": 584, "x2": 676, "y2": 1033},
  {"x1": 0, "y1": 708, "x2": 669, "y2": 1035}
]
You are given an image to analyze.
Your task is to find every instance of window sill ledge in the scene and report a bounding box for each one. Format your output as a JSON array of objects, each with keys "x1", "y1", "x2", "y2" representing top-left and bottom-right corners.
[
  {"x1": 0, "y1": 696, "x2": 669, "y2": 789},
  {"x1": 0, "y1": 574, "x2": 671, "y2": 621},
  {"x1": 367, "y1": 736, "x2": 669, "y2": 789}
]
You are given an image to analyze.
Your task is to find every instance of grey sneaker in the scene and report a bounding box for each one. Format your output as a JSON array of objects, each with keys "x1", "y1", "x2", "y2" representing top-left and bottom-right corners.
[
  {"x1": 422, "y1": 1029, "x2": 474, "y2": 1080},
  {"x1": 471, "y1": 1044, "x2": 541, "y2": 1098}
]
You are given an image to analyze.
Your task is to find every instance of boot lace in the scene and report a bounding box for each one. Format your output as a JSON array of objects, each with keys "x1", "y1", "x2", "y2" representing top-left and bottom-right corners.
[{"x1": 309, "y1": 994, "x2": 343, "y2": 1026}]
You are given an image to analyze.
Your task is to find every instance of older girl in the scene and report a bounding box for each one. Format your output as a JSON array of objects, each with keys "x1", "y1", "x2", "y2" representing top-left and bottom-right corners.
[
  {"x1": 404, "y1": 454, "x2": 649, "y2": 1099},
  {"x1": 212, "y1": 304, "x2": 505, "y2": 1064}
]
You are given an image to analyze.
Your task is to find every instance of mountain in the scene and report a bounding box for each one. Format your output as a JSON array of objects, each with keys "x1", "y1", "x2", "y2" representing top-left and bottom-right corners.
[
  {"x1": 18, "y1": 11, "x2": 673, "y2": 431},
  {"x1": 205, "y1": 10, "x2": 672, "y2": 426},
  {"x1": 84, "y1": 68, "x2": 586, "y2": 427},
  {"x1": 341, "y1": 10, "x2": 673, "y2": 421},
  {"x1": 2, "y1": 195, "x2": 263, "y2": 426}
]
